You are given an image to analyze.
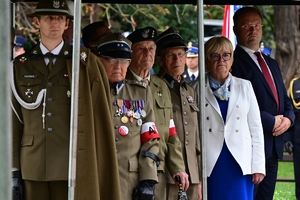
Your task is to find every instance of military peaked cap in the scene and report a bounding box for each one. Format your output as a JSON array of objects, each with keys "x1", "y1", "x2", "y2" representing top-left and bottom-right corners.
[
  {"x1": 127, "y1": 27, "x2": 157, "y2": 45},
  {"x1": 186, "y1": 42, "x2": 199, "y2": 57}
]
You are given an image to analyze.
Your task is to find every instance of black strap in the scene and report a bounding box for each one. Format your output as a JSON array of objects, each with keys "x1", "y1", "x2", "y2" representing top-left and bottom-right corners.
[{"x1": 141, "y1": 151, "x2": 160, "y2": 167}]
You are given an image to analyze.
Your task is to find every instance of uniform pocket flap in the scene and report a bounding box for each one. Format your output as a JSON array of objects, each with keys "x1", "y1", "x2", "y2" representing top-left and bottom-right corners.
[
  {"x1": 155, "y1": 98, "x2": 172, "y2": 109},
  {"x1": 21, "y1": 135, "x2": 33, "y2": 146},
  {"x1": 19, "y1": 78, "x2": 41, "y2": 86},
  {"x1": 190, "y1": 103, "x2": 199, "y2": 112},
  {"x1": 128, "y1": 159, "x2": 138, "y2": 172}
]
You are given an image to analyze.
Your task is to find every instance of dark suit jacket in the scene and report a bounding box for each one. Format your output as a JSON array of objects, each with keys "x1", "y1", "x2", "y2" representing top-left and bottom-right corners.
[{"x1": 231, "y1": 45, "x2": 295, "y2": 160}]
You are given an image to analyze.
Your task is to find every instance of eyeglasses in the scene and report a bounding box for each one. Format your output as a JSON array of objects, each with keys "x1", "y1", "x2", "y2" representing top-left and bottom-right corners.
[
  {"x1": 100, "y1": 55, "x2": 131, "y2": 66},
  {"x1": 165, "y1": 52, "x2": 186, "y2": 61},
  {"x1": 210, "y1": 53, "x2": 232, "y2": 61},
  {"x1": 241, "y1": 24, "x2": 263, "y2": 30}
]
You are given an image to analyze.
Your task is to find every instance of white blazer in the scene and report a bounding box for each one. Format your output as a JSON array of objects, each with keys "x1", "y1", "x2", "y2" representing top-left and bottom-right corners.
[{"x1": 205, "y1": 73, "x2": 265, "y2": 177}]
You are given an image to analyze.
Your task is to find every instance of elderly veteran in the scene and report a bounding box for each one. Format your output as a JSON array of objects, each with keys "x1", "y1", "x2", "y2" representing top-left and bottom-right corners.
[
  {"x1": 204, "y1": 36, "x2": 265, "y2": 200},
  {"x1": 155, "y1": 27, "x2": 202, "y2": 200},
  {"x1": 183, "y1": 42, "x2": 199, "y2": 83},
  {"x1": 90, "y1": 32, "x2": 160, "y2": 200},
  {"x1": 10, "y1": 0, "x2": 121, "y2": 200},
  {"x1": 126, "y1": 26, "x2": 189, "y2": 199}
]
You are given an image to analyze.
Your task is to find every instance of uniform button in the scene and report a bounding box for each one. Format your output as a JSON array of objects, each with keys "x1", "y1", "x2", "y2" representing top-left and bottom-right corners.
[
  {"x1": 181, "y1": 93, "x2": 185, "y2": 96},
  {"x1": 47, "y1": 127, "x2": 53, "y2": 132},
  {"x1": 236, "y1": 105, "x2": 239, "y2": 108},
  {"x1": 209, "y1": 128, "x2": 212, "y2": 132},
  {"x1": 113, "y1": 102, "x2": 117, "y2": 106},
  {"x1": 235, "y1": 129, "x2": 239, "y2": 132},
  {"x1": 185, "y1": 141, "x2": 188, "y2": 145},
  {"x1": 205, "y1": 103, "x2": 208, "y2": 107},
  {"x1": 47, "y1": 113, "x2": 52, "y2": 117},
  {"x1": 184, "y1": 122, "x2": 187, "y2": 125},
  {"x1": 47, "y1": 98, "x2": 52, "y2": 102},
  {"x1": 114, "y1": 113, "x2": 118, "y2": 117},
  {"x1": 113, "y1": 92, "x2": 117, "y2": 96},
  {"x1": 206, "y1": 117, "x2": 209, "y2": 120},
  {"x1": 114, "y1": 125, "x2": 118, "y2": 129},
  {"x1": 48, "y1": 82, "x2": 52, "y2": 86},
  {"x1": 237, "y1": 117, "x2": 240, "y2": 120},
  {"x1": 116, "y1": 149, "x2": 118, "y2": 153},
  {"x1": 115, "y1": 138, "x2": 119, "y2": 142},
  {"x1": 27, "y1": 83, "x2": 31, "y2": 86},
  {"x1": 185, "y1": 132, "x2": 189, "y2": 136},
  {"x1": 183, "y1": 102, "x2": 186, "y2": 105},
  {"x1": 183, "y1": 112, "x2": 187, "y2": 115}
]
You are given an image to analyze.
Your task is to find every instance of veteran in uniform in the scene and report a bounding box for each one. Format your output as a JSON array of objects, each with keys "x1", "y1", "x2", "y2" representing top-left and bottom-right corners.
[
  {"x1": 155, "y1": 27, "x2": 202, "y2": 200},
  {"x1": 126, "y1": 27, "x2": 189, "y2": 199},
  {"x1": 10, "y1": 1, "x2": 121, "y2": 200},
  {"x1": 84, "y1": 30, "x2": 160, "y2": 200}
]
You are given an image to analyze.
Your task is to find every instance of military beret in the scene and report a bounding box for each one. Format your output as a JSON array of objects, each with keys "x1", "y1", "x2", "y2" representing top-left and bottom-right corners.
[
  {"x1": 155, "y1": 27, "x2": 188, "y2": 55},
  {"x1": 127, "y1": 27, "x2": 157, "y2": 45},
  {"x1": 186, "y1": 42, "x2": 198, "y2": 58},
  {"x1": 28, "y1": 0, "x2": 73, "y2": 19},
  {"x1": 94, "y1": 32, "x2": 132, "y2": 59}
]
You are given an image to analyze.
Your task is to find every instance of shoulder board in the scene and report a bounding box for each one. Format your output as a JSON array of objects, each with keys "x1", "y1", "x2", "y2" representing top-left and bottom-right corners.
[{"x1": 125, "y1": 79, "x2": 147, "y2": 88}]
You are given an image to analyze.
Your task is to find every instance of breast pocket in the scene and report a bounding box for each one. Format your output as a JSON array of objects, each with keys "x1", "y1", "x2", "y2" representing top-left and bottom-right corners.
[
  {"x1": 18, "y1": 79, "x2": 42, "y2": 103},
  {"x1": 58, "y1": 77, "x2": 71, "y2": 105},
  {"x1": 155, "y1": 98, "x2": 172, "y2": 126}
]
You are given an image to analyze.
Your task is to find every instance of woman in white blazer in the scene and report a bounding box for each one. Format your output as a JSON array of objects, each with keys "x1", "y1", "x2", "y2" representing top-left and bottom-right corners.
[{"x1": 204, "y1": 36, "x2": 265, "y2": 200}]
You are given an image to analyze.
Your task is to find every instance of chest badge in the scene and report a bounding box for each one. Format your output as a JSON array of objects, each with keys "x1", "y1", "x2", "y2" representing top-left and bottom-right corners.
[
  {"x1": 119, "y1": 126, "x2": 129, "y2": 136},
  {"x1": 25, "y1": 88, "x2": 33, "y2": 98},
  {"x1": 186, "y1": 96, "x2": 194, "y2": 103}
]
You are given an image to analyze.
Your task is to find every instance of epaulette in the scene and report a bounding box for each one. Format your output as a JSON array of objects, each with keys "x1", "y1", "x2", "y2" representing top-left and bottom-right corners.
[{"x1": 125, "y1": 79, "x2": 147, "y2": 88}]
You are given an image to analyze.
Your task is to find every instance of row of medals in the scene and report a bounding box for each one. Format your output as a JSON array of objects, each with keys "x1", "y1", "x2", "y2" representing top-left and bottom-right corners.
[{"x1": 116, "y1": 99, "x2": 146, "y2": 126}]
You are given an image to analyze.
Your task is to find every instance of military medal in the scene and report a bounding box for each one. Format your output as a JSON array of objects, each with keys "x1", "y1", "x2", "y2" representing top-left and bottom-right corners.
[
  {"x1": 119, "y1": 126, "x2": 129, "y2": 136},
  {"x1": 121, "y1": 115, "x2": 129, "y2": 124},
  {"x1": 139, "y1": 100, "x2": 146, "y2": 118},
  {"x1": 186, "y1": 96, "x2": 194, "y2": 103},
  {"x1": 19, "y1": 57, "x2": 27, "y2": 64},
  {"x1": 137, "y1": 118, "x2": 142, "y2": 126},
  {"x1": 67, "y1": 90, "x2": 71, "y2": 98},
  {"x1": 80, "y1": 52, "x2": 87, "y2": 61},
  {"x1": 25, "y1": 88, "x2": 33, "y2": 98}
]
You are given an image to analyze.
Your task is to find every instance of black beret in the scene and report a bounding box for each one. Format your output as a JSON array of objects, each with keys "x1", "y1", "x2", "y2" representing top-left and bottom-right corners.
[{"x1": 127, "y1": 27, "x2": 157, "y2": 45}]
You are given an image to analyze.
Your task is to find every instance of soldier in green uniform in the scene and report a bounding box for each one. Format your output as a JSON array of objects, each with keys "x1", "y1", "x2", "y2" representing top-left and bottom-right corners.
[
  {"x1": 82, "y1": 26, "x2": 161, "y2": 200},
  {"x1": 155, "y1": 27, "x2": 202, "y2": 200},
  {"x1": 126, "y1": 26, "x2": 189, "y2": 199},
  {"x1": 10, "y1": 1, "x2": 121, "y2": 200}
]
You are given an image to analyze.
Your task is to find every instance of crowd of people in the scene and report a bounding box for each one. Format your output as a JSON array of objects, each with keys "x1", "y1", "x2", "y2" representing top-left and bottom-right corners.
[{"x1": 10, "y1": 0, "x2": 299, "y2": 200}]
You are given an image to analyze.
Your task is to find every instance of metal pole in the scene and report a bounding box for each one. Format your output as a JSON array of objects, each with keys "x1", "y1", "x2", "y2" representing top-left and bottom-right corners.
[
  {"x1": 0, "y1": 0, "x2": 12, "y2": 200},
  {"x1": 68, "y1": 0, "x2": 82, "y2": 199},
  {"x1": 197, "y1": 0, "x2": 207, "y2": 199}
]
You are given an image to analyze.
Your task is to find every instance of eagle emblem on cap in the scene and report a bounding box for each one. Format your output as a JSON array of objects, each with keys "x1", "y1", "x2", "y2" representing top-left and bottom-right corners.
[
  {"x1": 142, "y1": 29, "x2": 150, "y2": 38},
  {"x1": 53, "y1": 1, "x2": 60, "y2": 9}
]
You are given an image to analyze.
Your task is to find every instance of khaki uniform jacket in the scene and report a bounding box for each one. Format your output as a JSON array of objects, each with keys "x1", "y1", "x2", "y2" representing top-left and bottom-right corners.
[
  {"x1": 110, "y1": 80, "x2": 159, "y2": 200},
  {"x1": 11, "y1": 43, "x2": 121, "y2": 200},
  {"x1": 126, "y1": 71, "x2": 185, "y2": 177},
  {"x1": 157, "y1": 69, "x2": 201, "y2": 184}
]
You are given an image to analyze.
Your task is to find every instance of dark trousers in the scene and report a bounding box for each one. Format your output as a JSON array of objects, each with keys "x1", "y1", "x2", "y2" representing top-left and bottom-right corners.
[
  {"x1": 24, "y1": 180, "x2": 68, "y2": 200},
  {"x1": 254, "y1": 149, "x2": 278, "y2": 200}
]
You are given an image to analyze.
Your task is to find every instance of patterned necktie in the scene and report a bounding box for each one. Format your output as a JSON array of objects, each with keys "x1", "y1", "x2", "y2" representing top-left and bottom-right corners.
[
  {"x1": 45, "y1": 52, "x2": 54, "y2": 72},
  {"x1": 254, "y1": 52, "x2": 279, "y2": 108},
  {"x1": 191, "y1": 74, "x2": 195, "y2": 81}
]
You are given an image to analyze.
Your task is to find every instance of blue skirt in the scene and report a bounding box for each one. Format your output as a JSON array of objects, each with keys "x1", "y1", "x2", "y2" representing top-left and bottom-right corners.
[{"x1": 207, "y1": 142, "x2": 254, "y2": 200}]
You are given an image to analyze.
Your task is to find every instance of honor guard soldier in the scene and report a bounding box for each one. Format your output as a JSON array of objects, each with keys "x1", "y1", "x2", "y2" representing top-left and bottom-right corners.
[
  {"x1": 126, "y1": 26, "x2": 189, "y2": 199},
  {"x1": 182, "y1": 42, "x2": 199, "y2": 83},
  {"x1": 155, "y1": 27, "x2": 202, "y2": 200},
  {"x1": 10, "y1": 1, "x2": 121, "y2": 200},
  {"x1": 85, "y1": 29, "x2": 160, "y2": 200}
]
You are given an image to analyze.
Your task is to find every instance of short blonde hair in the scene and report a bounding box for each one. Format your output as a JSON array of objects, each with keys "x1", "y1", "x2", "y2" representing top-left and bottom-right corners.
[{"x1": 204, "y1": 36, "x2": 234, "y2": 72}]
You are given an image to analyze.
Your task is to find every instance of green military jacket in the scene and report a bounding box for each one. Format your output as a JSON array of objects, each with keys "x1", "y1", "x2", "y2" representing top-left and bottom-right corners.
[
  {"x1": 126, "y1": 70, "x2": 185, "y2": 179},
  {"x1": 11, "y1": 43, "x2": 121, "y2": 200}
]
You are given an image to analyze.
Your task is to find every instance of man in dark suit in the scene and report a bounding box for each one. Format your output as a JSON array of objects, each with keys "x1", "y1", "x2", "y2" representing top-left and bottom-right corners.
[{"x1": 231, "y1": 7, "x2": 295, "y2": 200}]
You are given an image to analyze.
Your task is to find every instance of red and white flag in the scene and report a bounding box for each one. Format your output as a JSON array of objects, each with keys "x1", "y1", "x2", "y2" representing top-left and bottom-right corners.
[{"x1": 222, "y1": 5, "x2": 242, "y2": 48}]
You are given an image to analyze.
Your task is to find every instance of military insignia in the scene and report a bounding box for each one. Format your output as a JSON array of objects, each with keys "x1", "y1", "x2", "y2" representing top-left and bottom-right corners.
[
  {"x1": 64, "y1": 73, "x2": 69, "y2": 77},
  {"x1": 157, "y1": 91, "x2": 162, "y2": 97},
  {"x1": 67, "y1": 90, "x2": 71, "y2": 98},
  {"x1": 142, "y1": 29, "x2": 150, "y2": 38},
  {"x1": 186, "y1": 96, "x2": 194, "y2": 103},
  {"x1": 119, "y1": 126, "x2": 129, "y2": 136},
  {"x1": 121, "y1": 115, "x2": 129, "y2": 124},
  {"x1": 25, "y1": 89, "x2": 33, "y2": 98},
  {"x1": 80, "y1": 52, "x2": 87, "y2": 61},
  {"x1": 19, "y1": 57, "x2": 27, "y2": 64},
  {"x1": 140, "y1": 109, "x2": 146, "y2": 118},
  {"x1": 64, "y1": 51, "x2": 69, "y2": 55},
  {"x1": 53, "y1": 0, "x2": 60, "y2": 8},
  {"x1": 33, "y1": 50, "x2": 37, "y2": 54},
  {"x1": 137, "y1": 118, "x2": 142, "y2": 126},
  {"x1": 183, "y1": 74, "x2": 187, "y2": 78}
]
